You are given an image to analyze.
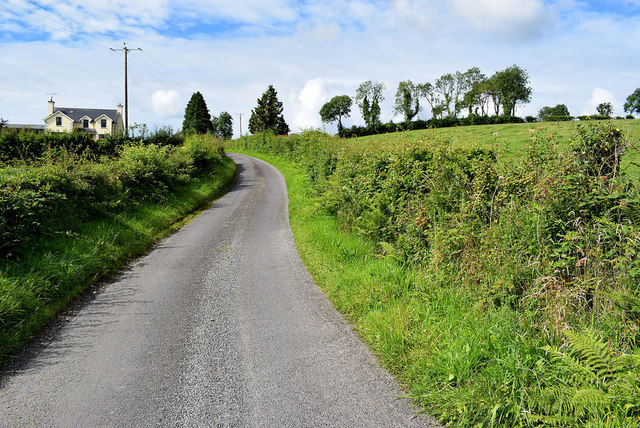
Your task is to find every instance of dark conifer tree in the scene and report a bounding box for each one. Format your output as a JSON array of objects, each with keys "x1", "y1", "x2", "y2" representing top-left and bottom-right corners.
[
  {"x1": 248, "y1": 85, "x2": 289, "y2": 135},
  {"x1": 183, "y1": 91, "x2": 214, "y2": 134}
]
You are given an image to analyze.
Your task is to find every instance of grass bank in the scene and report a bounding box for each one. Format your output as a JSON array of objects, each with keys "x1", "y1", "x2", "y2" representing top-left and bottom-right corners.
[
  {"x1": 358, "y1": 119, "x2": 640, "y2": 151},
  {"x1": 0, "y1": 152, "x2": 236, "y2": 363},
  {"x1": 228, "y1": 124, "x2": 640, "y2": 427}
]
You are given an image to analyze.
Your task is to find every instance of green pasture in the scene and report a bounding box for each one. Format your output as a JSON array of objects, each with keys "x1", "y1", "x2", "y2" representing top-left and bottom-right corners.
[{"x1": 356, "y1": 118, "x2": 640, "y2": 155}]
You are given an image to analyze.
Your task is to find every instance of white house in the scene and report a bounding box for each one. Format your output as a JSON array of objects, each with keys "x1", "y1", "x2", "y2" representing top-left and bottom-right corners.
[{"x1": 43, "y1": 99, "x2": 123, "y2": 140}]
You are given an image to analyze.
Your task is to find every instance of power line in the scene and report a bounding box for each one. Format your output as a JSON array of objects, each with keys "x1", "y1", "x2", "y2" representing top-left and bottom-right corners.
[
  {"x1": 3, "y1": 0, "x2": 192, "y2": 123},
  {"x1": 3, "y1": 0, "x2": 188, "y2": 95},
  {"x1": 0, "y1": 0, "x2": 113, "y2": 49}
]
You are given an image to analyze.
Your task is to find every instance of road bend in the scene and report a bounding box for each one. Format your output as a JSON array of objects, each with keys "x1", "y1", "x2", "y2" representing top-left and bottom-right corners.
[{"x1": 0, "y1": 153, "x2": 440, "y2": 427}]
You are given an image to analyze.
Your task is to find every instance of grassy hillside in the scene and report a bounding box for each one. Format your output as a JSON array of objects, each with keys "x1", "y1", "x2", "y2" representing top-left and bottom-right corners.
[
  {"x1": 227, "y1": 122, "x2": 640, "y2": 427},
  {"x1": 357, "y1": 119, "x2": 640, "y2": 159}
]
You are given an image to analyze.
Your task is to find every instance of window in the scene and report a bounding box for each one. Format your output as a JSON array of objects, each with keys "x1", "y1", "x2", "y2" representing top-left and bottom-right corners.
[
  {"x1": 56, "y1": 117, "x2": 62, "y2": 126},
  {"x1": 101, "y1": 119, "x2": 107, "y2": 128},
  {"x1": 98, "y1": 134, "x2": 105, "y2": 139},
  {"x1": 83, "y1": 119, "x2": 89, "y2": 128}
]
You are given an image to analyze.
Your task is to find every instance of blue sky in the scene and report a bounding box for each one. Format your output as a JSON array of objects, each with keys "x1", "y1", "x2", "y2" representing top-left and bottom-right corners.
[{"x1": 1, "y1": 0, "x2": 640, "y2": 136}]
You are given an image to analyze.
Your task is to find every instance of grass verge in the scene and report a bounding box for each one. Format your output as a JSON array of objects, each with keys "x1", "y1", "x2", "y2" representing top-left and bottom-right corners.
[{"x1": 0, "y1": 156, "x2": 237, "y2": 363}]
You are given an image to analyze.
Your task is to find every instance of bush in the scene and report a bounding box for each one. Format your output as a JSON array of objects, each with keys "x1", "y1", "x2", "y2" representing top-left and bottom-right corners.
[
  {"x1": 0, "y1": 136, "x2": 225, "y2": 257},
  {"x1": 144, "y1": 126, "x2": 184, "y2": 147},
  {"x1": 540, "y1": 115, "x2": 574, "y2": 122},
  {"x1": 0, "y1": 129, "x2": 96, "y2": 163},
  {"x1": 570, "y1": 122, "x2": 626, "y2": 178}
]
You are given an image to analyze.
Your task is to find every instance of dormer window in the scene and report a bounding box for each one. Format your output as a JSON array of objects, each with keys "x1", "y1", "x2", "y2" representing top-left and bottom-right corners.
[
  {"x1": 101, "y1": 119, "x2": 107, "y2": 128},
  {"x1": 83, "y1": 119, "x2": 89, "y2": 128},
  {"x1": 56, "y1": 117, "x2": 62, "y2": 126}
]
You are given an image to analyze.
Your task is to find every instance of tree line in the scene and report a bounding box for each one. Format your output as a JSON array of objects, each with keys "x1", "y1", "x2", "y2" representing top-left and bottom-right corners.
[
  {"x1": 320, "y1": 65, "x2": 533, "y2": 135},
  {"x1": 182, "y1": 75, "x2": 640, "y2": 139}
]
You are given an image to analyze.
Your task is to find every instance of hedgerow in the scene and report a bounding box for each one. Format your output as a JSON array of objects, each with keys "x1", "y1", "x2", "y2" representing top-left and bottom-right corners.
[
  {"x1": 0, "y1": 134, "x2": 223, "y2": 258},
  {"x1": 227, "y1": 122, "x2": 640, "y2": 426}
]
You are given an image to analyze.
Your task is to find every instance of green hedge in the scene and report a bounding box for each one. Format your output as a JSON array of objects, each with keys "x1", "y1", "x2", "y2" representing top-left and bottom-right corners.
[{"x1": 1, "y1": 135, "x2": 223, "y2": 257}]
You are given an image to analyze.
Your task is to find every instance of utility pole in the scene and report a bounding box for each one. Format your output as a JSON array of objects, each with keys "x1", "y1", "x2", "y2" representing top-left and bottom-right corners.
[
  {"x1": 238, "y1": 113, "x2": 243, "y2": 137},
  {"x1": 110, "y1": 43, "x2": 142, "y2": 135}
]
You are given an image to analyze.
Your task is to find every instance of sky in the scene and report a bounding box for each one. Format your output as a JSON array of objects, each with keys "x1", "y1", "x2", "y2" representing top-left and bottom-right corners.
[{"x1": 1, "y1": 0, "x2": 640, "y2": 137}]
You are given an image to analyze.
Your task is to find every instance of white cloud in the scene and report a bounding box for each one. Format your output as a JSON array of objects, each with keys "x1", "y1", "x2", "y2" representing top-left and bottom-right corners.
[
  {"x1": 304, "y1": 21, "x2": 342, "y2": 43},
  {"x1": 451, "y1": 0, "x2": 552, "y2": 39},
  {"x1": 292, "y1": 78, "x2": 329, "y2": 131},
  {"x1": 393, "y1": 0, "x2": 436, "y2": 31},
  {"x1": 151, "y1": 90, "x2": 181, "y2": 118},
  {"x1": 584, "y1": 88, "x2": 617, "y2": 115}
]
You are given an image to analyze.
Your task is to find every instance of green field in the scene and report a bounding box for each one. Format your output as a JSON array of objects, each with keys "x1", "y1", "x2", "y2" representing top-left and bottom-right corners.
[{"x1": 358, "y1": 118, "x2": 640, "y2": 156}]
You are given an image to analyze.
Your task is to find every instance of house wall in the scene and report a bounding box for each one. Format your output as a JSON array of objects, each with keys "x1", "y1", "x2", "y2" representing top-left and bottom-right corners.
[
  {"x1": 45, "y1": 113, "x2": 74, "y2": 133},
  {"x1": 95, "y1": 116, "x2": 115, "y2": 139}
]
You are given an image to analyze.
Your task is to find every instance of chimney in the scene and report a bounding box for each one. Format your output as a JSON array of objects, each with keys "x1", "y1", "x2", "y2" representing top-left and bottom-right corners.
[
  {"x1": 117, "y1": 103, "x2": 123, "y2": 116},
  {"x1": 48, "y1": 99, "x2": 55, "y2": 115}
]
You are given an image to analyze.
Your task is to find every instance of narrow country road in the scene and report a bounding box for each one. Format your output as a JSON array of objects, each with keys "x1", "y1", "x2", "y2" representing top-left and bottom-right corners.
[{"x1": 0, "y1": 154, "x2": 440, "y2": 427}]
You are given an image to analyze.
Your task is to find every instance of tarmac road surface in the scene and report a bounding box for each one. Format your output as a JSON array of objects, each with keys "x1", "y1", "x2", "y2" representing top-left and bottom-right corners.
[{"x1": 0, "y1": 153, "x2": 440, "y2": 427}]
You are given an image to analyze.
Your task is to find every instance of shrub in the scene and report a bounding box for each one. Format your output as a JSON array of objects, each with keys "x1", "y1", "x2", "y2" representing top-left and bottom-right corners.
[
  {"x1": 570, "y1": 122, "x2": 626, "y2": 178},
  {"x1": 0, "y1": 136, "x2": 225, "y2": 257}
]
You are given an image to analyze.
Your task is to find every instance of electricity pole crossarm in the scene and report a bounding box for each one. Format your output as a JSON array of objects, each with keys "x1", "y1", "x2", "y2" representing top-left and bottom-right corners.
[{"x1": 110, "y1": 43, "x2": 142, "y2": 135}]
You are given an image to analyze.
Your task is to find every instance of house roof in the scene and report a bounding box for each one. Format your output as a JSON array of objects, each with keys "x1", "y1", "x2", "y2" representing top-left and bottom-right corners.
[
  {"x1": 5, "y1": 123, "x2": 45, "y2": 130},
  {"x1": 49, "y1": 107, "x2": 120, "y2": 122}
]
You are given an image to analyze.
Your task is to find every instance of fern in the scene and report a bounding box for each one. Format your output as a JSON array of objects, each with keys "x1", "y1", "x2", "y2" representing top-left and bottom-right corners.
[{"x1": 528, "y1": 329, "x2": 640, "y2": 426}]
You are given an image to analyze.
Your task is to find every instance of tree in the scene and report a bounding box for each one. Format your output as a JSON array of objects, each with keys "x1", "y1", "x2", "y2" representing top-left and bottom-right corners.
[
  {"x1": 433, "y1": 73, "x2": 456, "y2": 118},
  {"x1": 0, "y1": 117, "x2": 7, "y2": 131},
  {"x1": 460, "y1": 67, "x2": 488, "y2": 116},
  {"x1": 248, "y1": 84, "x2": 289, "y2": 135},
  {"x1": 212, "y1": 111, "x2": 233, "y2": 140},
  {"x1": 624, "y1": 88, "x2": 640, "y2": 115},
  {"x1": 491, "y1": 65, "x2": 532, "y2": 116},
  {"x1": 393, "y1": 80, "x2": 421, "y2": 122},
  {"x1": 355, "y1": 80, "x2": 385, "y2": 128},
  {"x1": 183, "y1": 91, "x2": 214, "y2": 135},
  {"x1": 596, "y1": 102, "x2": 613, "y2": 117},
  {"x1": 484, "y1": 75, "x2": 503, "y2": 116},
  {"x1": 539, "y1": 104, "x2": 570, "y2": 120},
  {"x1": 319, "y1": 95, "x2": 352, "y2": 132},
  {"x1": 418, "y1": 82, "x2": 442, "y2": 119}
]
